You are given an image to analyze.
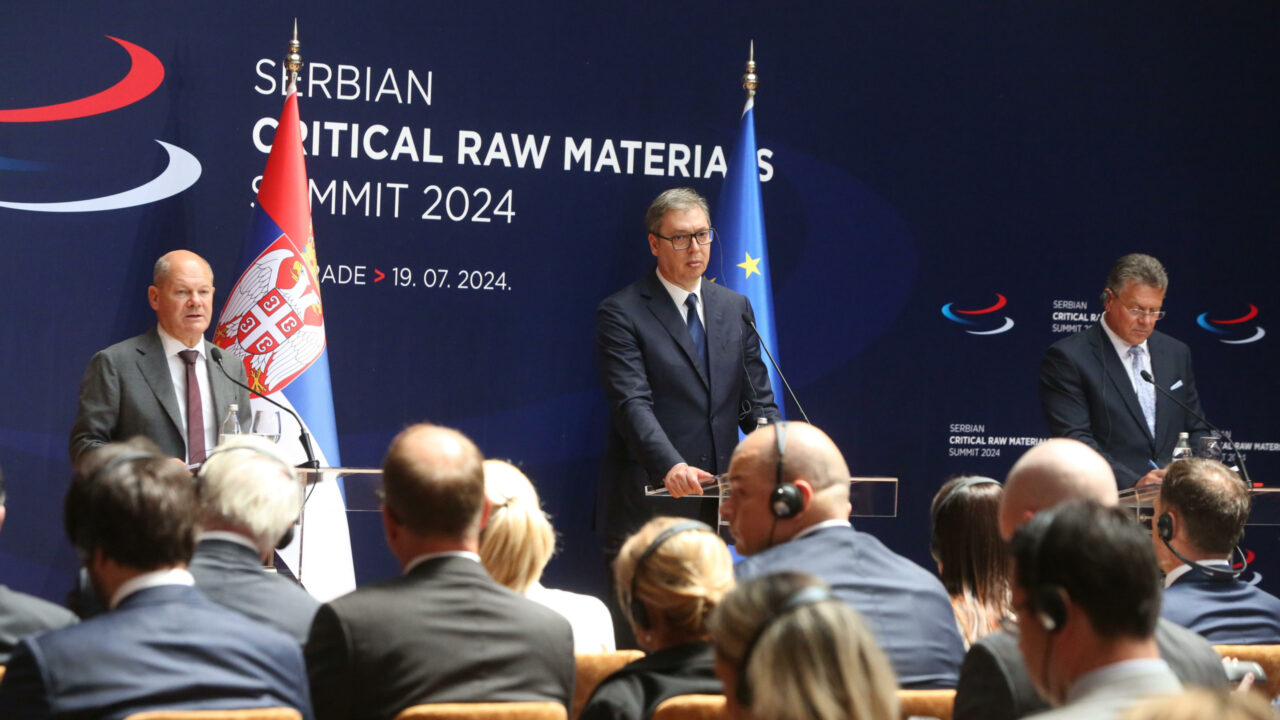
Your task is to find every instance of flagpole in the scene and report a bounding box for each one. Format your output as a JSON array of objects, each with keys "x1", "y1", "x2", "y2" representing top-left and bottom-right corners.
[{"x1": 286, "y1": 19, "x2": 302, "y2": 91}]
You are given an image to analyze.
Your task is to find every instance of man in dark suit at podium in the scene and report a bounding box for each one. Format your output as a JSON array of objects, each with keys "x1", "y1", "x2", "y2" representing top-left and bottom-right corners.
[
  {"x1": 1039, "y1": 253, "x2": 1211, "y2": 489},
  {"x1": 596, "y1": 187, "x2": 779, "y2": 545},
  {"x1": 69, "y1": 249, "x2": 251, "y2": 466},
  {"x1": 1154, "y1": 457, "x2": 1280, "y2": 644}
]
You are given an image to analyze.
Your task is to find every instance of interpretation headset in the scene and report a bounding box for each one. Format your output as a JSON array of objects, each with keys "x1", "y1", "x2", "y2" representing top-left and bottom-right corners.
[
  {"x1": 195, "y1": 443, "x2": 302, "y2": 551},
  {"x1": 627, "y1": 520, "x2": 715, "y2": 630},
  {"x1": 735, "y1": 584, "x2": 835, "y2": 707},
  {"x1": 769, "y1": 421, "x2": 803, "y2": 519},
  {"x1": 929, "y1": 476, "x2": 1001, "y2": 555},
  {"x1": 1021, "y1": 509, "x2": 1068, "y2": 633},
  {"x1": 1156, "y1": 511, "x2": 1248, "y2": 580}
]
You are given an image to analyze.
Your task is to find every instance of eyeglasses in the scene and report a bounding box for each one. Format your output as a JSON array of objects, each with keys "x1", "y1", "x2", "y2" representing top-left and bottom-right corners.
[
  {"x1": 1121, "y1": 305, "x2": 1166, "y2": 320},
  {"x1": 653, "y1": 228, "x2": 716, "y2": 250}
]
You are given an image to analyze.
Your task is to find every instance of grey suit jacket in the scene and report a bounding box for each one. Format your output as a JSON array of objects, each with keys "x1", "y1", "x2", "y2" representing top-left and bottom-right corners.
[
  {"x1": 69, "y1": 326, "x2": 252, "y2": 463},
  {"x1": 1025, "y1": 659, "x2": 1181, "y2": 720},
  {"x1": 189, "y1": 538, "x2": 319, "y2": 645},
  {"x1": 0, "y1": 585, "x2": 78, "y2": 664},
  {"x1": 954, "y1": 619, "x2": 1226, "y2": 720}
]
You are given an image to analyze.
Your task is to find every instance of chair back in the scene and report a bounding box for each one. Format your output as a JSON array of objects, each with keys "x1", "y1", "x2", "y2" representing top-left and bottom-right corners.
[
  {"x1": 651, "y1": 694, "x2": 725, "y2": 720},
  {"x1": 393, "y1": 702, "x2": 567, "y2": 720},
  {"x1": 1214, "y1": 644, "x2": 1280, "y2": 698},
  {"x1": 571, "y1": 650, "x2": 644, "y2": 719},
  {"x1": 897, "y1": 689, "x2": 956, "y2": 720},
  {"x1": 124, "y1": 709, "x2": 302, "y2": 720}
]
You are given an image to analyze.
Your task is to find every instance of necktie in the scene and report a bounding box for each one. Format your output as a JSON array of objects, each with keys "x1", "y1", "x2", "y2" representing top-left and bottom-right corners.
[
  {"x1": 685, "y1": 294, "x2": 708, "y2": 372},
  {"x1": 1128, "y1": 345, "x2": 1156, "y2": 437},
  {"x1": 178, "y1": 349, "x2": 206, "y2": 464}
]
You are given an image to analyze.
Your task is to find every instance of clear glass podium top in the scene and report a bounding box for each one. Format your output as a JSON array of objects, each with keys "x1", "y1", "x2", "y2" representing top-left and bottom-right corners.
[
  {"x1": 643, "y1": 476, "x2": 900, "y2": 518},
  {"x1": 1119, "y1": 484, "x2": 1280, "y2": 526}
]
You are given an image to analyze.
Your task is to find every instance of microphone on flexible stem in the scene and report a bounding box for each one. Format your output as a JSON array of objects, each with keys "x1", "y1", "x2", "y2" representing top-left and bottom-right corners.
[
  {"x1": 210, "y1": 348, "x2": 320, "y2": 469},
  {"x1": 1139, "y1": 369, "x2": 1250, "y2": 486},
  {"x1": 741, "y1": 312, "x2": 810, "y2": 424}
]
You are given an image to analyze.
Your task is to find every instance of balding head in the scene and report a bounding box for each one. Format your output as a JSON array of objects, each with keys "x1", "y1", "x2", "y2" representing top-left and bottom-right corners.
[
  {"x1": 999, "y1": 438, "x2": 1117, "y2": 540},
  {"x1": 381, "y1": 424, "x2": 485, "y2": 543}
]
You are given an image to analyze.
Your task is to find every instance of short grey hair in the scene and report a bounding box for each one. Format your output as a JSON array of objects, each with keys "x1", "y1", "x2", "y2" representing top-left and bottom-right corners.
[
  {"x1": 153, "y1": 252, "x2": 214, "y2": 286},
  {"x1": 1107, "y1": 253, "x2": 1168, "y2": 295},
  {"x1": 645, "y1": 188, "x2": 711, "y2": 235},
  {"x1": 197, "y1": 436, "x2": 300, "y2": 555}
]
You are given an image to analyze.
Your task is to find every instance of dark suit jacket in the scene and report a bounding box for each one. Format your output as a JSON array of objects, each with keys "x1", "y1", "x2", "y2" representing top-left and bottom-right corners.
[
  {"x1": 69, "y1": 326, "x2": 252, "y2": 464},
  {"x1": 734, "y1": 525, "x2": 966, "y2": 689},
  {"x1": 0, "y1": 585, "x2": 78, "y2": 664},
  {"x1": 579, "y1": 642, "x2": 720, "y2": 720},
  {"x1": 953, "y1": 619, "x2": 1227, "y2": 720},
  {"x1": 0, "y1": 584, "x2": 313, "y2": 720},
  {"x1": 1039, "y1": 324, "x2": 1210, "y2": 488},
  {"x1": 1162, "y1": 568, "x2": 1280, "y2": 644},
  {"x1": 304, "y1": 555, "x2": 575, "y2": 720},
  {"x1": 596, "y1": 270, "x2": 778, "y2": 541},
  {"x1": 189, "y1": 538, "x2": 319, "y2": 645}
]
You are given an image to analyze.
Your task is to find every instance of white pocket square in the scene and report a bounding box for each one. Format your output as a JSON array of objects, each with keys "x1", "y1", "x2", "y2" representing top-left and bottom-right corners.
[{"x1": 1170, "y1": 380, "x2": 1184, "y2": 391}]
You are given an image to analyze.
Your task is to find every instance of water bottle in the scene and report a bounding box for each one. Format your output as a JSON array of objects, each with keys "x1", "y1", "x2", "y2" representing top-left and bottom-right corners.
[
  {"x1": 1172, "y1": 432, "x2": 1192, "y2": 460},
  {"x1": 219, "y1": 403, "x2": 242, "y2": 446}
]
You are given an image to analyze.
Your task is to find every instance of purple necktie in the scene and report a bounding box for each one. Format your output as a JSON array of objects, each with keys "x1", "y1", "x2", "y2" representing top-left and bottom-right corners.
[{"x1": 178, "y1": 350, "x2": 206, "y2": 464}]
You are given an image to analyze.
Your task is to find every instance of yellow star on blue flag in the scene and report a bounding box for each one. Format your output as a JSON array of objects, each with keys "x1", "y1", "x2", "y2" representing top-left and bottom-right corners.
[{"x1": 738, "y1": 252, "x2": 762, "y2": 279}]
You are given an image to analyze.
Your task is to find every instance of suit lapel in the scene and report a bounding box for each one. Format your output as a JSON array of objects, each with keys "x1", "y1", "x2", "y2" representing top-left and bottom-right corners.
[
  {"x1": 642, "y1": 272, "x2": 709, "y2": 389},
  {"x1": 1148, "y1": 332, "x2": 1174, "y2": 446},
  {"x1": 136, "y1": 328, "x2": 185, "y2": 440},
  {"x1": 1093, "y1": 325, "x2": 1155, "y2": 445},
  {"x1": 205, "y1": 339, "x2": 234, "y2": 429},
  {"x1": 702, "y1": 282, "x2": 729, "y2": 397}
]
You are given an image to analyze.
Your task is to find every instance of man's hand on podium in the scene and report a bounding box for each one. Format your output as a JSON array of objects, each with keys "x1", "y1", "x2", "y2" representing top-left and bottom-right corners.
[{"x1": 663, "y1": 463, "x2": 714, "y2": 498}]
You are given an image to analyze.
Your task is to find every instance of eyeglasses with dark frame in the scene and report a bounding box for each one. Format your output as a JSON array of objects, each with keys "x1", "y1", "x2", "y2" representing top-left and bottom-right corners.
[{"x1": 653, "y1": 228, "x2": 716, "y2": 251}]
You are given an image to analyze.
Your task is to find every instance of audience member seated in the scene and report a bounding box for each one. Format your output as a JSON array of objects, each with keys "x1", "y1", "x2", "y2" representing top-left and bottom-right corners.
[
  {"x1": 0, "y1": 462, "x2": 78, "y2": 664},
  {"x1": 579, "y1": 517, "x2": 731, "y2": 720},
  {"x1": 720, "y1": 420, "x2": 965, "y2": 688},
  {"x1": 954, "y1": 438, "x2": 1227, "y2": 720},
  {"x1": 480, "y1": 459, "x2": 615, "y2": 653},
  {"x1": 930, "y1": 475, "x2": 1011, "y2": 648},
  {"x1": 189, "y1": 436, "x2": 319, "y2": 644},
  {"x1": 1120, "y1": 687, "x2": 1273, "y2": 720},
  {"x1": 0, "y1": 439, "x2": 313, "y2": 719},
  {"x1": 707, "y1": 571, "x2": 899, "y2": 720},
  {"x1": 1008, "y1": 499, "x2": 1180, "y2": 720},
  {"x1": 304, "y1": 424, "x2": 575, "y2": 720},
  {"x1": 1153, "y1": 458, "x2": 1280, "y2": 644}
]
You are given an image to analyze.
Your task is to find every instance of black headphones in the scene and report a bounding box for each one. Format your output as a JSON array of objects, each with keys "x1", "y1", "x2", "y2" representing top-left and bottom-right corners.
[
  {"x1": 769, "y1": 421, "x2": 803, "y2": 519},
  {"x1": 1156, "y1": 511, "x2": 1247, "y2": 580},
  {"x1": 628, "y1": 520, "x2": 715, "y2": 630},
  {"x1": 736, "y1": 584, "x2": 834, "y2": 706},
  {"x1": 1022, "y1": 509, "x2": 1068, "y2": 633},
  {"x1": 929, "y1": 476, "x2": 1000, "y2": 555},
  {"x1": 195, "y1": 443, "x2": 302, "y2": 551}
]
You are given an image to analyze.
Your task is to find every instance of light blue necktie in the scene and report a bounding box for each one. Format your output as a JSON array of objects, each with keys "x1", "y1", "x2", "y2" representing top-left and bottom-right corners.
[
  {"x1": 1129, "y1": 345, "x2": 1156, "y2": 437},
  {"x1": 685, "y1": 293, "x2": 708, "y2": 372}
]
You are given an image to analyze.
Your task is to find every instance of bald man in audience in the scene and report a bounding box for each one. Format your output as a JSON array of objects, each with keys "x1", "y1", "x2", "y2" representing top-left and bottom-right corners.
[
  {"x1": 720, "y1": 420, "x2": 965, "y2": 689},
  {"x1": 304, "y1": 424, "x2": 575, "y2": 720},
  {"x1": 953, "y1": 439, "x2": 1227, "y2": 720}
]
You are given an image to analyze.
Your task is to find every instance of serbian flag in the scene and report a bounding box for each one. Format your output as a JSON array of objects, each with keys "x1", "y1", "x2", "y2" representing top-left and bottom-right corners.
[
  {"x1": 717, "y1": 93, "x2": 785, "y2": 415},
  {"x1": 214, "y1": 81, "x2": 355, "y2": 601}
]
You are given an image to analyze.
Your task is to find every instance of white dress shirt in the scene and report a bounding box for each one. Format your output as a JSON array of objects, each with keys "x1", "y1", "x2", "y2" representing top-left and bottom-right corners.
[{"x1": 156, "y1": 325, "x2": 216, "y2": 463}]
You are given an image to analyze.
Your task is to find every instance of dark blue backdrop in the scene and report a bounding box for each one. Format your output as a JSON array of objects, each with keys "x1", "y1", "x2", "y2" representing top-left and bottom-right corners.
[{"x1": 2, "y1": 1, "x2": 1277, "y2": 603}]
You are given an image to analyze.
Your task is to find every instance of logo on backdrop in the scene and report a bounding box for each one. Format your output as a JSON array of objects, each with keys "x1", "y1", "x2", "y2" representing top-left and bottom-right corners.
[
  {"x1": 214, "y1": 238, "x2": 326, "y2": 395},
  {"x1": 0, "y1": 35, "x2": 201, "y2": 213},
  {"x1": 1196, "y1": 304, "x2": 1265, "y2": 345},
  {"x1": 941, "y1": 294, "x2": 1015, "y2": 335}
]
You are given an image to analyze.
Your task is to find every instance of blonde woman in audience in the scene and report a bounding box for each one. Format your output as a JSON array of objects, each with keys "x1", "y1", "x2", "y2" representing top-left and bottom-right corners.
[
  {"x1": 707, "y1": 571, "x2": 899, "y2": 720},
  {"x1": 579, "y1": 517, "x2": 734, "y2": 720},
  {"x1": 929, "y1": 475, "x2": 1011, "y2": 647},
  {"x1": 479, "y1": 459, "x2": 614, "y2": 652},
  {"x1": 1120, "y1": 688, "x2": 1273, "y2": 720}
]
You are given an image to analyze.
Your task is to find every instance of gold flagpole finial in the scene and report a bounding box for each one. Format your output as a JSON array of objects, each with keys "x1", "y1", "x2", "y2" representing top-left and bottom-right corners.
[
  {"x1": 286, "y1": 19, "x2": 303, "y2": 88},
  {"x1": 743, "y1": 40, "x2": 758, "y2": 99}
]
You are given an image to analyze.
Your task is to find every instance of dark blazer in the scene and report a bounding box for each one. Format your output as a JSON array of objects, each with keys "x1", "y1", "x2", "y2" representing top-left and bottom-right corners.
[
  {"x1": 953, "y1": 619, "x2": 1227, "y2": 720},
  {"x1": 579, "y1": 642, "x2": 721, "y2": 720},
  {"x1": 734, "y1": 525, "x2": 966, "y2": 689},
  {"x1": 304, "y1": 555, "x2": 575, "y2": 720},
  {"x1": 0, "y1": 584, "x2": 313, "y2": 720},
  {"x1": 596, "y1": 270, "x2": 778, "y2": 541},
  {"x1": 1162, "y1": 568, "x2": 1280, "y2": 645},
  {"x1": 69, "y1": 326, "x2": 252, "y2": 464},
  {"x1": 0, "y1": 585, "x2": 78, "y2": 664},
  {"x1": 190, "y1": 538, "x2": 320, "y2": 645},
  {"x1": 1039, "y1": 324, "x2": 1210, "y2": 488}
]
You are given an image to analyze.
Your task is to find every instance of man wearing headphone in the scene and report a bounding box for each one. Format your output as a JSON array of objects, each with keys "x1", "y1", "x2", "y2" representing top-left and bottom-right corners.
[
  {"x1": 1008, "y1": 500, "x2": 1178, "y2": 719},
  {"x1": 1154, "y1": 457, "x2": 1280, "y2": 643},
  {"x1": 719, "y1": 420, "x2": 965, "y2": 689}
]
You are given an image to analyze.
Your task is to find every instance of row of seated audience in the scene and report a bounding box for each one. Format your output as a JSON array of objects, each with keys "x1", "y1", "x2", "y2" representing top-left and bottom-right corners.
[{"x1": 0, "y1": 421, "x2": 1277, "y2": 719}]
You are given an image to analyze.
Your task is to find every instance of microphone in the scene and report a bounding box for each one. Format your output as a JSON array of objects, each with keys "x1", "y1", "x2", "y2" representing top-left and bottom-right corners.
[
  {"x1": 210, "y1": 348, "x2": 320, "y2": 469},
  {"x1": 741, "y1": 312, "x2": 810, "y2": 424},
  {"x1": 1139, "y1": 369, "x2": 1250, "y2": 486}
]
